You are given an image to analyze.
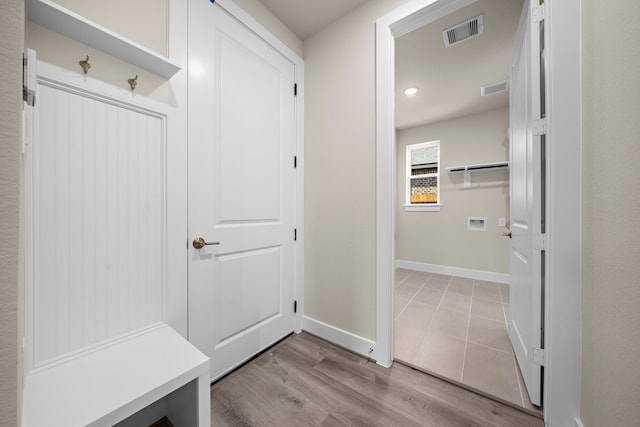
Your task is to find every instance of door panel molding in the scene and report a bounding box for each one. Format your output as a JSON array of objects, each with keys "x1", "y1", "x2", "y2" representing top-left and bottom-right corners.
[
  {"x1": 198, "y1": 0, "x2": 306, "y2": 335},
  {"x1": 23, "y1": 58, "x2": 175, "y2": 374}
]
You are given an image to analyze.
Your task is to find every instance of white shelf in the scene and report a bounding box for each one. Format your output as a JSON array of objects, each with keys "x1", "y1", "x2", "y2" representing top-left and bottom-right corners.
[
  {"x1": 26, "y1": 0, "x2": 181, "y2": 79},
  {"x1": 446, "y1": 161, "x2": 510, "y2": 173},
  {"x1": 446, "y1": 161, "x2": 509, "y2": 188}
]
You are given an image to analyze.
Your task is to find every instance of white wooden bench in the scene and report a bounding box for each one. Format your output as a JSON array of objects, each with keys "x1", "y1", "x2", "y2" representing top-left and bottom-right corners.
[{"x1": 22, "y1": 325, "x2": 210, "y2": 427}]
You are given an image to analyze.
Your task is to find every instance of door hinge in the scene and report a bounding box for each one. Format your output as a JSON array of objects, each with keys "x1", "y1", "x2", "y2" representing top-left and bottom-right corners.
[
  {"x1": 294, "y1": 228, "x2": 297, "y2": 241},
  {"x1": 294, "y1": 83, "x2": 297, "y2": 96},
  {"x1": 294, "y1": 155, "x2": 297, "y2": 168},
  {"x1": 23, "y1": 56, "x2": 35, "y2": 107},
  {"x1": 532, "y1": 118, "x2": 546, "y2": 136},
  {"x1": 533, "y1": 347, "x2": 546, "y2": 366},
  {"x1": 532, "y1": 4, "x2": 545, "y2": 24},
  {"x1": 23, "y1": 87, "x2": 36, "y2": 106},
  {"x1": 534, "y1": 234, "x2": 547, "y2": 251},
  {"x1": 294, "y1": 300, "x2": 297, "y2": 313}
]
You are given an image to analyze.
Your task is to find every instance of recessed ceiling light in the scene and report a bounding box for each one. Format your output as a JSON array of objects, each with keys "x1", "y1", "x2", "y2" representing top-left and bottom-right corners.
[{"x1": 404, "y1": 87, "x2": 418, "y2": 96}]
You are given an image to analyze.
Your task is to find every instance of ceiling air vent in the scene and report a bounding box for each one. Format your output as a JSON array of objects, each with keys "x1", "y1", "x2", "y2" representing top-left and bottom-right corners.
[
  {"x1": 481, "y1": 80, "x2": 509, "y2": 96},
  {"x1": 443, "y1": 14, "x2": 484, "y2": 48}
]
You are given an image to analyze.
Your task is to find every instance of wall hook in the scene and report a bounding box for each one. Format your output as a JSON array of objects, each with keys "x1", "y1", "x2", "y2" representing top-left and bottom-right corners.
[
  {"x1": 79, "y1": 55, "x2": 91, "y2": 74},
  {"x1": 128, "y1": 75, "x2": 138, "y2": 91}
]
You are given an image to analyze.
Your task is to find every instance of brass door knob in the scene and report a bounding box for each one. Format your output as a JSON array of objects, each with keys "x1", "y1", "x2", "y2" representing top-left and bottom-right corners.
[{"x1": 193, "y1": 237, "x2": 220, "y2": 249}]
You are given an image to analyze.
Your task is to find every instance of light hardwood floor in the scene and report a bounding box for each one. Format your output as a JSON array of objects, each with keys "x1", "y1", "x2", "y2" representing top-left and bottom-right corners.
[{"x1": 211, "y1": 332, "x2": 543, "y2": 426}]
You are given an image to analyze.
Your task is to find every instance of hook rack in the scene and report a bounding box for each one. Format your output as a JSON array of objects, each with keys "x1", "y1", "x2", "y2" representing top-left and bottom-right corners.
[{"x1": 79, "y1": 55, "x2": 91, "y2": 74}]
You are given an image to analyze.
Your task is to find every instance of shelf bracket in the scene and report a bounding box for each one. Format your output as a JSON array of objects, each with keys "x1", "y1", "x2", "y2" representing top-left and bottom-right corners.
[{"x1": 447, "y1": 161, "x2": 509, "y2": 189}]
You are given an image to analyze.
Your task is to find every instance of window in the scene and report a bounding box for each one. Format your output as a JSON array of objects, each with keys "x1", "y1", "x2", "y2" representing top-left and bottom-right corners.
[{"x1": 405, "y1": 141, "x2": 441, "y2": 211}]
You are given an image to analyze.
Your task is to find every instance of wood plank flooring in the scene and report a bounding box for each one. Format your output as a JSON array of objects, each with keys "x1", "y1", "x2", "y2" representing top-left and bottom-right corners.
[{"x1": 211, "y1": 332, "x2": 544, "y2": 426}]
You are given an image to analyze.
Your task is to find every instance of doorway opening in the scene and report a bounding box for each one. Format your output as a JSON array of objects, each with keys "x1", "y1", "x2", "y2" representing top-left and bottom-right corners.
[
  {"x1": 380, "y1": 0, "x2": 541, "y2": 414},
  {"x1": 376, "y1": 0, "x2": 581, "y2": 424}
]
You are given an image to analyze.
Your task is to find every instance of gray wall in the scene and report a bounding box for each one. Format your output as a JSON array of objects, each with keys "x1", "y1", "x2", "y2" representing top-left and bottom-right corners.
[
  {"x1": 53, "y1": 0, "x2": 168, "y2": 55},
  {"x1": 581, "y1": 0, "x2": 640, "y2": 425},
  {"x1": 233, "y1": 0, "x2": 303, "y2": 57},
  {"x1": 0, "y1": 0, "x2": 24, "y2": 424},
  {"x1": 303, "y1": 0, "x2": 408, "y2": 340},
  {"x1": 396, "y1": 107, "x2": 510, "y2": 274}
]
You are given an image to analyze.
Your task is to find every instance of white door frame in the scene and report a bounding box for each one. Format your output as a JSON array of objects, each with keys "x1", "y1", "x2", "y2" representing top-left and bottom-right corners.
[
  {"x1": 189, "y1": 0, "x2": 306, "y2": 334},
  {"x1": 375, "y1": 0, "x2": 581, "y2": 425},
  {"x1": 166, "y1": 0, "x2": 189, "y2": 337}
]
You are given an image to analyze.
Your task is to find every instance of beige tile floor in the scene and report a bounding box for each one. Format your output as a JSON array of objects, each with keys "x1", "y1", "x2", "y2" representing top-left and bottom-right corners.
[{"x1": 394, "y1": 268, "x2": 540, "y2": 411}]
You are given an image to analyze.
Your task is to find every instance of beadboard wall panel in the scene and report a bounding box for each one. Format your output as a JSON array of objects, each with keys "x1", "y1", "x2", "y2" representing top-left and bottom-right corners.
[{"x1": 29, "y1": 77, "x2": 166, "y2": 368}]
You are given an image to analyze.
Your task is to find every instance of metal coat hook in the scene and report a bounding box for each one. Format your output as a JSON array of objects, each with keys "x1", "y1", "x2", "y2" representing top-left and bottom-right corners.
[
  {"x1": 79, "y1": 55, "x2": 91, "y2": 74},
  {"x1": 128, "y1": 75, "x2": 138, "y2": 91}
]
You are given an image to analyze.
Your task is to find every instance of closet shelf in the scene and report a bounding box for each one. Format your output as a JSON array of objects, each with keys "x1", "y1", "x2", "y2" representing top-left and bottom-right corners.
[
  {"x1": 446, "y1": 161, "x2": 509, "y2": 188},
  {"x1": 446, "y1": 161, "x2": 510, "y2": 173},
  {"x1": 26, "y1": 0, "x2": 181, "y2": 79}
]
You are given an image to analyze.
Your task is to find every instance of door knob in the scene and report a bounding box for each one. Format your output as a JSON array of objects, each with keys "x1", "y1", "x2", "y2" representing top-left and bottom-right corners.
[
  {"x1": 193, "y1": 237, "x2": 220, "y2": 249},
  {"x1": 502, "y1": 231, "x2": 512, "y2": 239}
]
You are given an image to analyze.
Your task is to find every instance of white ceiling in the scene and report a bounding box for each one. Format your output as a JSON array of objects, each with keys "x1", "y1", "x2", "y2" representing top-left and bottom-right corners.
[
  {"x1": 395, "y1": 0, "x2": 523, "y2": 129},
  {"x1": 257, "y1": 0, "x2": 523, "y2": 130},
  {"x1": 257, "y1": 0, "x2": 369, "y2": 40}
]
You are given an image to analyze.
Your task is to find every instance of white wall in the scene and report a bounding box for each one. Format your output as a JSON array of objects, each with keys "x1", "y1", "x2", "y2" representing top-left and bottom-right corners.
[
  {"x1": 25, "y1": 22, "x2": 171, "y2": 102},
  {"x1": 581, "y1": 0, "x2": 640, "y2": 425},
  {"x1": 396, "y1": 107, "x2": 510, "y2": 274},
  {"x1": 303, "y1": 0, "x2": 409, "y2": 341},
  {"x1": 0, "y1": 0, "x2": 23, "y2": 424},
  {"x1": 52, "y1": 0, "x2": 168, "y2": 55},
  {"x1": 233, "y1": 0, "x2": 303, "y2": 57}
]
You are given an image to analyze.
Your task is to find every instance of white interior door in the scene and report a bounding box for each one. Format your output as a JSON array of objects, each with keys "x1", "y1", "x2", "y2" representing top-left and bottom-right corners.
[
  {"x1": 509, "y1": 0, "x2": 544, "y2": 407},
  {"x1": 188, "y1": 1, "x2": 297, "y2": 381}
]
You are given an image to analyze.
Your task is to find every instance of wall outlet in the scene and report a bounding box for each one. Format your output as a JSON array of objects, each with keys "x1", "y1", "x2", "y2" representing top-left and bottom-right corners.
[
  {"x1": 468, "y1": 217, "x2": 487, "y2": 231},
  {"x1": 498, "y1": 218, "x2": 506, "y2": 227}
]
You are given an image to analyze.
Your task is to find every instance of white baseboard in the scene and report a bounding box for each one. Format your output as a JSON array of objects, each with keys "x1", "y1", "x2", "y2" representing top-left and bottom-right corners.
[
  {"x1": 395, "y1": 260, "x2": 510, "y2": 284},
  {"x1": 302, "y1": 316, "x2": 376, "y2": 360},
  {"x1": 574, "y1": 418, "x2": 585, "y2": 427}
]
